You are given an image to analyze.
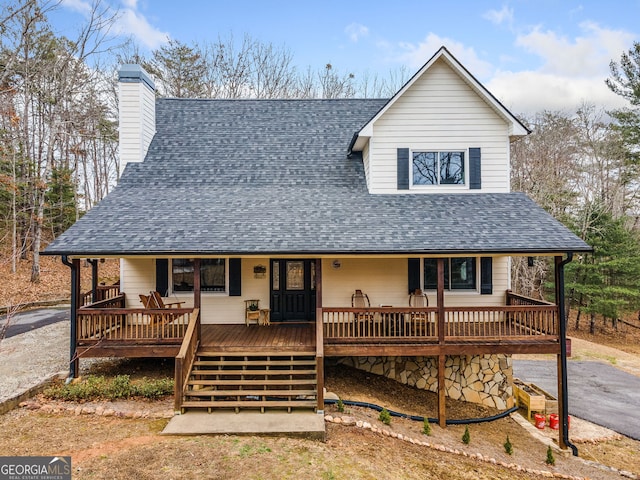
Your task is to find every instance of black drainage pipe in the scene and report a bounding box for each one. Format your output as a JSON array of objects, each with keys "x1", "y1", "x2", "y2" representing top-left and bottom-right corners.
[{"x1": 324, "y1": 398, "x2": 518, "y2": 425}]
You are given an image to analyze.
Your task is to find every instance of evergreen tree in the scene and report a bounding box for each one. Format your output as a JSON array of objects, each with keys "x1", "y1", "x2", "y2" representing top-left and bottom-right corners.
[{"x1": 566, "y1": 206, "x2": 640, "y2": 332}]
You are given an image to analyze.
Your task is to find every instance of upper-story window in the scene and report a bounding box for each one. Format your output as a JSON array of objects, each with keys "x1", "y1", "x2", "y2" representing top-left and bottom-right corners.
[{"x1": 412, "y1": 151, "x2": 465, "y2": 186}]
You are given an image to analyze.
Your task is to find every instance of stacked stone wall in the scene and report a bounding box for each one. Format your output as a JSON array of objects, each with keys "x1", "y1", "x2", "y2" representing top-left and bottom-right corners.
[{"x1": 336, "y1": 354, "x2": 514, "y2": 409}]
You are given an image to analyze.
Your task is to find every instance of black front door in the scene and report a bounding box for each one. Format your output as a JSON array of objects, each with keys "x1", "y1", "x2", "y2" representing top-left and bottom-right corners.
[{"x1": 270, "y1": 259, "x2": 316, "y2": 322}]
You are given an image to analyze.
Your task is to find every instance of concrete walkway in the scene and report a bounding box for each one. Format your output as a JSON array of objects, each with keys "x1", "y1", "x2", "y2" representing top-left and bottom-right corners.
[
  {"x1": 162, "y1": 411, "x2": 326, "y2": 440},
  {"x1": 513, "y1": 359, "x2": 640, "y2": 441}
]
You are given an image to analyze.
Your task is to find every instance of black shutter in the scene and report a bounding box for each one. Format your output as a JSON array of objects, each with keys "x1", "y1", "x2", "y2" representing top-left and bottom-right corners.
[
  {"x1": 155, "y1": 259, "x2": 169, "y2": 296},
  {"x1": 397, "y1": 148, "x2": 410, "y2": 190},
  {"x1": 480, "y1": 257, "x2": 492, "y2": 295},
  {"x1": 469, "y1": 147, "x2": 481, "y2": 190},
  {"x1": 408, "y1": 258, "x2": 421, "y2": 294},
  {"x1": 228, "y1": 258, "x2": 242, "y2": 296}
]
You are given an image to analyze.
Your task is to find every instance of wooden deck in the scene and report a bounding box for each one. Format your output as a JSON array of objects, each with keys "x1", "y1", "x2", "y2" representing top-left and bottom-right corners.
[{"x1": 200, "y1": 323, "x2": 315, "y2": 353}]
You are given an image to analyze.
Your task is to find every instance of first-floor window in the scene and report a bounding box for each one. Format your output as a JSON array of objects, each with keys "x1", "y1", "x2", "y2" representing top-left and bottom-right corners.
[
  {"x1": 172, "y1": 258, "x2": 226, "y2": 292},
  {"x1": 413, "y1": 151, "x2": 465, "y2": 185},
  {"x1": 424, "y1": 257, "x2": 476, "y2": 290}
]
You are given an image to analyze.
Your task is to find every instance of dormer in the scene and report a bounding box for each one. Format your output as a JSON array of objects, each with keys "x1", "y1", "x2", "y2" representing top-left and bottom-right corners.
[{"x1": 349, "y1": 47, "x2": 529, "y2": 194}]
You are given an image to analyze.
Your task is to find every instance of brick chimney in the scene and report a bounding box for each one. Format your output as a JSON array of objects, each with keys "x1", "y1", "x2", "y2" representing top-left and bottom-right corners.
[{"x1": 118, "y1": 64, "x2": 156, "y2": 179}]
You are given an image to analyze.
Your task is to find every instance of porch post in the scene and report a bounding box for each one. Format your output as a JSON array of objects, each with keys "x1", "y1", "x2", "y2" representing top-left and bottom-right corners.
[
  {"x1": 315, "y1": 258, "x2": 324, "y2": 413},
  {"x1": 437, "y1": 258, "x2": 446, "y2": 428},
  {"x1": 88, "y1": 259, "x2": 98, "y2": 303},
  {"x1": 555, "y1": 254, "x2": 578, "y2": 455},
  {"x1": 193, "y1": 258, "x2": 201, "y2": 310},
  {"x1": 193, "y1": 258, "x2": 201, "y2": 338},
  {"x1": 61, "y1": 256, "x2": 80, "y2": 378}
]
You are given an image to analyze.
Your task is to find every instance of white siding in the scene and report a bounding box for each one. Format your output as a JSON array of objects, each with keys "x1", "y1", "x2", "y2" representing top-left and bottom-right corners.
[
  {"x1": 120, "y1": 256, "x2": 509, "y2": 323},
  {"x1": 120, "y1": 257, "x2": 270, "y2": 324},
  {"x1": 362, "y1": 142, "x2": 371, "y2": 189},
  {"x1": 322, "y1": 256, "x2": 509, "y2": 308},
  {"x1": 118, "y1": 80, "x2": 156, "y2": 176},
  {"x1": 368, "y1": 58, "x2": 510, "y2": 194},
  {"x1": 120, "y1": 258, "x2": 156, "y2": 308}
]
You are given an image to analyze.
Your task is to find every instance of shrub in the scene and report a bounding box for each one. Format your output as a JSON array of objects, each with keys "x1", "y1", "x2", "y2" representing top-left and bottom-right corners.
[
  {"x1": 462, "y1": 425, "x2": 471, "y2": 445},
  {"x1": 337, "y1": 398, "x2": 344, "y2": 413},
  {"x1": 545, "y1": 446, "x2": 555, "y2": 466},
  {"x1": 504, "y1": 435, "x2": 513, "y2": 455},
  {"x1": 43, "y1": 375, "x2": 174, "y2": 401},
  {"x1": 378, "y1": 408, "x2": 391, "y2": 425},
  {"x1": 422, "y1": 418, "x2": 431, "y2": 436},
  {"x1": 107, "y1": 375, "x2": 132, "y2": 399}
]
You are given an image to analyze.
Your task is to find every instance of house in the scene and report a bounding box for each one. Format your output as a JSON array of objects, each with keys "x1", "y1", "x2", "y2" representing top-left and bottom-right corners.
[{"x1": 44, "y1": 47, "x2": 590, "y2": 449}]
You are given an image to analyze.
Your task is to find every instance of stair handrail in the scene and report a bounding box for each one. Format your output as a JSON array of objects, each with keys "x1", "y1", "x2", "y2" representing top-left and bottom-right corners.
[{"x1": 174, "y1": 308, "x2": 200, "y2": 413}]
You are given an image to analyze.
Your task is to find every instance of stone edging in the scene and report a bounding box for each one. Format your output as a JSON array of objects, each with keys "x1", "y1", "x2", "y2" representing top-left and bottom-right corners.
[
  {"x1": 324, "y1": 414, "x2": 638, "y2": 480},
  {"x1": 17, "y1": 398, "x2": 174, "y2": 419}
]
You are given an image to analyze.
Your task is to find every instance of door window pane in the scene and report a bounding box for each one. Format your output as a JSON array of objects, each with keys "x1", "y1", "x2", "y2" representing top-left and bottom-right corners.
[
  {"x1": 286, "y1": 261, "x2": 304, "y2": 290},
  {"x1": 272, "y1": 261, "x2": 280, "y2": 291}
]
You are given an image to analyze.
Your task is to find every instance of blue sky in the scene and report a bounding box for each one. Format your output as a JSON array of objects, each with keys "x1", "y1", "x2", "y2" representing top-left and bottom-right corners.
[{"x1": 57, "y1": 0, "x2": 640, "y2": 113}]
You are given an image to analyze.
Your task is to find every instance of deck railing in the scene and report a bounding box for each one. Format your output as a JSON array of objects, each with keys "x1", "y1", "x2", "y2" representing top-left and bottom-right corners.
[
  {"x1": 174, "y1": 308, "x2": 200, "y2": 412},
  {"x1": 322, "y1": 299, "x2": 558, "y2": 342},
  {"x1": 323, "y1": 307, "x2": 439, "y2": 340},
  {"x1": 77, "y1": 301, "x2": 194, "y2": 343},
  {"x1": 506, "y1": 290, "x2": 554, "y2": 306},
  {"x1": 81, "y1": 283, "x2": 122, "y2": 307}
]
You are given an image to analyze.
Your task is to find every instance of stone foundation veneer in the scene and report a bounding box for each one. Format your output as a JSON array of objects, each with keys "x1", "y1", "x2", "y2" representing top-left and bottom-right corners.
[{"x1": 336, "y1": 354, "x2": 515, "y2": 410}]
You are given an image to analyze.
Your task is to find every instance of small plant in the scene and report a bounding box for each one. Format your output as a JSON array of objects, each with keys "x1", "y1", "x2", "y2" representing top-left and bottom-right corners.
[
  {"x1": 422, "y1": 418, "x2": 431, "y2": 436},
  {"x1": 336, "y1": 398, "x2": 344, "y2": 413},
  {"x1": 43, "y1": 375, "x2": 174, "y2": 401},
  {"x1": 545, "y1": 445, "x2": 555, "y2": 466},
  {"x1": 378, "y1": 408, "x2": 391, "y2": 425},
  {"x1": 462, "y1": 425, "x2": 471, "y2": 445},
  {"x1": 504, "y1": 435, "x2": 513, "y2": 455}
]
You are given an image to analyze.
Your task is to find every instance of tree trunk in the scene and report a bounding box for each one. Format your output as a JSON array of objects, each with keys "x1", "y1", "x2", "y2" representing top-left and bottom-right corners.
[
  {"x1": 590, "y1": 312, "x2": 596, "y2": 335},
  {"x1": 575, "y1": 308, "x2": 582, "y2": 330}
]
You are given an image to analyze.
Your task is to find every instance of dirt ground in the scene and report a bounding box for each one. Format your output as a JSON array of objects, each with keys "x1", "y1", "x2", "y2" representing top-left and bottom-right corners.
[{"x1": 1, "y1": 359, "x2": 638, "y2": 480}]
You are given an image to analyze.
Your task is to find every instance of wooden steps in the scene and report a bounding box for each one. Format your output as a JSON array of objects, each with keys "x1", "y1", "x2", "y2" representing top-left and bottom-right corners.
[{"x1": 180, "y1": 350, "x2": 318, "y2": 413}]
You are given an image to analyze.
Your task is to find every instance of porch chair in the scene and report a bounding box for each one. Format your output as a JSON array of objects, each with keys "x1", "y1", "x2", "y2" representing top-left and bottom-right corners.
[
  {"x1": 351, "y1": 290, "x2": 375, "y2": 336},
  {"x1": 408, "y1": 289, "x2": 431, "y2": 336},
  {"x1": 149, "y1": 290, "x2": 185, "y2": 308}
]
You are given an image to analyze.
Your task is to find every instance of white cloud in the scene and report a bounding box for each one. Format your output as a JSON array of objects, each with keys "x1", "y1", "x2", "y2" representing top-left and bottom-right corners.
[
  {"x1": 61, "y1": 0, "x2": 168, "y2": 51},
  {"x1": 485, "y1": 21, "x2": 636, "y2": 113},
  {"x1": 114, "y1": 7, "x2": 169, "y2": 50},
  {"x1": 60, "y1": 0, "x2": 92, "y2": 14},
  {"x1": 397, "y1": 33, "x2": 493, "y2": 79},
  {"x1": 515, "y1": 22, "x2": 634, "y2": 78},
  {"x1": 345, "y1": 23, "x2": 369, "y2": 42},
  {"x1": 483, "y1": 5, "x2": 514, "y2": 26},
  {"x1": 487, "y1": 70, "x2": 628, "y2": 114}
]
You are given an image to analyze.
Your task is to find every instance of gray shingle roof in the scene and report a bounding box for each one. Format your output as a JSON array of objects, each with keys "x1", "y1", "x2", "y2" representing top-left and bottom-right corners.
[{"x1": 44, "y1": 98, "x2": 591, "y2": 256}]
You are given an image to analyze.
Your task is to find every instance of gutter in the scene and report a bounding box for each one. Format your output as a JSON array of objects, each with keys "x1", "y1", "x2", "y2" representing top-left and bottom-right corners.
[
  {"x1": 61, "y1": 255, "x2": 78, "y2": 381},
  {"x1": 557, "y1": 252, "x2": 578, "y2": 456}
]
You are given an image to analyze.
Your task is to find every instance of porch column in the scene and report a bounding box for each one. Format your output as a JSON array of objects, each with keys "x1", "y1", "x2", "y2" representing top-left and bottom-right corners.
[
  {"x1": 315, "y1": 258, "x2": 324, "y2": 413},
  {"x1": 437, "y1": 258, "x2": 446, "y2": 428},
  {"x1": 193, "y1": 258, "x2": 201, "y2": 338},
  {"x1": 88, "y1": 259, "x2": 98, "y2": 303},
  {"x1": 61, "y1": 256, "x2": 81, "y2": 378},
  {"x1": 555, "y1": 254, "x2": 578, "y2": 455},
  {"x1": 193, "y1": 258, "x2": 201, "y2": 310}
]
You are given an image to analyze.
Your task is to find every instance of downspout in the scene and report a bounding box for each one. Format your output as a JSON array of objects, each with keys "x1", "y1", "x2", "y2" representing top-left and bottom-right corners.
[
  {"x1": 557, "y1": 252, "x2": 578, "y2": 456},
  {"x1": 61, "y1": 255, "x2": 78, "y2": 382}
]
